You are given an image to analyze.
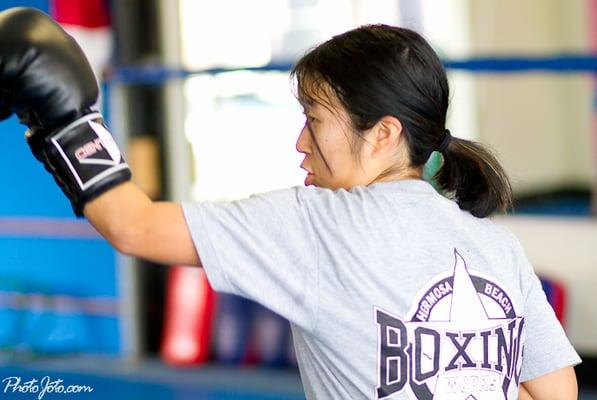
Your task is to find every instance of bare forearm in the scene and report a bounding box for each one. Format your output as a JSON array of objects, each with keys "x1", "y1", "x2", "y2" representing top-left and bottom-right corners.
[
  {"x1": 83, "y1": 182, "x2": 200, "y2": 266},
  {"x1": 84, "y1": 182, "x2": 151, "y2": 244}
]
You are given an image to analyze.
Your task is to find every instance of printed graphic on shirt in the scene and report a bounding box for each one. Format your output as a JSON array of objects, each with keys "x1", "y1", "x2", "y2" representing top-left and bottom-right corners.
[{"x1": 374, "y1": 250, "x2": 524, "y2": 400}]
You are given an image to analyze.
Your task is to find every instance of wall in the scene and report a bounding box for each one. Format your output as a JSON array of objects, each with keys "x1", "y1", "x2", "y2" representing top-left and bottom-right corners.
[{"x1": 469, "y1": 0, "x2": 595, "y2": 194}]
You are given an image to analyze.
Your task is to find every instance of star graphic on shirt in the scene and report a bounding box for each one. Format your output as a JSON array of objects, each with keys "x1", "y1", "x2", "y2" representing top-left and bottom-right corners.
[{"x1": 404, "y1": 250, "x2": 524, "y2": 400}]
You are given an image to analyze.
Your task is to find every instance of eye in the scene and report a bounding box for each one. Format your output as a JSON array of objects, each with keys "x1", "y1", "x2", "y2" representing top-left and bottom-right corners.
[{"x1": 303, "y1": 112, "x2": 317, "y2": 125}]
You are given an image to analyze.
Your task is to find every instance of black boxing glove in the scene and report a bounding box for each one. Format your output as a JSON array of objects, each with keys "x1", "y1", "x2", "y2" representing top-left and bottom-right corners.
[{"x1": 0, "y1": 7, "x2": 131, "y2": 216}]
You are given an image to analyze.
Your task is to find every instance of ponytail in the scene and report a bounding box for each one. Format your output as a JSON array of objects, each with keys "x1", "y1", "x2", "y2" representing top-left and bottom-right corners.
[{"x1": 435, "y1": 137, "x2": 512, "y2": 218}]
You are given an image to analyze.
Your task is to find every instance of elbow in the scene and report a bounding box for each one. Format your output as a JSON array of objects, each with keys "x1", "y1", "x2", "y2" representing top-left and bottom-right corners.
[
  {"x1": 105, "y1": 215, "x2": 145, "y2": 258},
  {"x1": 111, "y1": 225, "x2": 139, "y2": 256},
  {"x1": 108, "y1": 227, "x2": 134, "y2": 256}
]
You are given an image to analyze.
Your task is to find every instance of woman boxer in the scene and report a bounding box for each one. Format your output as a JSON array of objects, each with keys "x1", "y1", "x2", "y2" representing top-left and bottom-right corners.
[{"x1": 0, "y1": 8, "x2": 579, "y2": 399}]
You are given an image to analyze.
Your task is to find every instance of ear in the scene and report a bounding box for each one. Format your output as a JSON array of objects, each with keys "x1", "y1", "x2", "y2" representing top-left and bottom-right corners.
[{"x1": 367, "y1": 116, "x2": 403, "y2": 158}]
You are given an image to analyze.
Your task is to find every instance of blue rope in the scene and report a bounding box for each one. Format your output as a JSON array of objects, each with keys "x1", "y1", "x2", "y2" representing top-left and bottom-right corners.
[
  {"x1": 108, "y1": 63, "x2": 293, "y2": 85},
  {"x1": 444, "y1": 54, "x2": 597, "y2": 73},
  {"x1": 105, "y1": 54, "x2": 597, "y2": 85}
]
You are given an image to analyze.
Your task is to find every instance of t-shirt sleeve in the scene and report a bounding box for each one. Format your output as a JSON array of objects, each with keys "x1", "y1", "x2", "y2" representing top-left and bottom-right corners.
[
  {"x1": 516, "y1": 240, "x2": 582, "y2": 381},
  {"x1": 180, "y1": 187, "x2": 319, "y2": 331}
]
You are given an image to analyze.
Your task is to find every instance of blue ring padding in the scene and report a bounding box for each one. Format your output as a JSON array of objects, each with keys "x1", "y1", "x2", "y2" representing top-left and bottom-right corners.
[{"x1": 106, "y1": 54, "x2": 597, "y2": 85}]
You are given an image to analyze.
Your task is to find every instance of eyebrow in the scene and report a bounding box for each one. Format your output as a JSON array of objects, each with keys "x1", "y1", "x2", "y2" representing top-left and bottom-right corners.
[
  {"x1": 299, "y1": 98, "x2": 315, "y2": 110},
  {"x1": 302, "y1": 101, "x2": 325, "y2": 115}
]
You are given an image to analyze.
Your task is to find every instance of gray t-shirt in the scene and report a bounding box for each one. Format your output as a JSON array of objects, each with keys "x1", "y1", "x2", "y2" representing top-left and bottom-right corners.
[{"x1": 181, "y1": 179, "x2": 580, "y2": 399}]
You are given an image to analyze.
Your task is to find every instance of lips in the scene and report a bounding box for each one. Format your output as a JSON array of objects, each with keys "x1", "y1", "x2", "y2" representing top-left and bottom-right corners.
[
  {"x1": 300, "y1": 162, "x2": 314, "y2": 186},
  {"x1": 304, "y1": 173, "x2": 314, "y2": 186}
]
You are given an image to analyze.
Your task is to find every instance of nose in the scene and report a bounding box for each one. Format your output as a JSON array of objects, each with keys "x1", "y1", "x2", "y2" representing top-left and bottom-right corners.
[{"x1": 295, "y1": 124, "x2": 310, "y2": 154}]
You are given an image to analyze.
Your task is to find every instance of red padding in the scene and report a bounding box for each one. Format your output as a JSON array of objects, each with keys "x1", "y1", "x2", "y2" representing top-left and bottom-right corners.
[
  {"x1": 161, "y1": 266, "x2": 215, "y2": 365},
  {"x1": 550, "y1": 279, "x2": 567, "y2": 327},
  {"x1": 50, "y1": 0, "x2": 111, "y2": 28}
]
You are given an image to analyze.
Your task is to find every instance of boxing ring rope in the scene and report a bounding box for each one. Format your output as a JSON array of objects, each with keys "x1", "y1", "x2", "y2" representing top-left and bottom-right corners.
[{"x1": 105, "y1": 54, "x2": 597, "y2": 86}]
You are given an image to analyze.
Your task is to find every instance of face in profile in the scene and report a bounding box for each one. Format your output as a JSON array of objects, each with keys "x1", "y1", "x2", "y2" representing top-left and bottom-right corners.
[{"x1": 296, "y1": 90, "x2": 373, "y2": 191}]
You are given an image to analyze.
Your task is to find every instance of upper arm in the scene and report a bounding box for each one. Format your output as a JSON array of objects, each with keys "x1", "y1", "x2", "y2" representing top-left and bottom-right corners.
[
  {"x1": 522, "y1": 366, "x2": 578, "y2": 400},
  {"x1": 181, "y1": 188, "x2": 319, "y2": 329},
  {"x1": 515, "y1": 238, "x2": 581, "y2": 381},
  {"x1": 84, "y1": 181, "x2": 201, "y2": 267}
]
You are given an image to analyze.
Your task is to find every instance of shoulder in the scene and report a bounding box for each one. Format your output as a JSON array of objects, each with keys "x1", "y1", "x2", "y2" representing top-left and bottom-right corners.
[{"x1": 485, "y1": 216, "x2": 525, "y2": 252}]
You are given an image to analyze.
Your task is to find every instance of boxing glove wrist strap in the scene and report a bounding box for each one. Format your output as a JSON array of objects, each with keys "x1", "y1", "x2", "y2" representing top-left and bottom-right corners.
[{"x1": 27, "y1": 112, "x2": 132, "y2": 217}]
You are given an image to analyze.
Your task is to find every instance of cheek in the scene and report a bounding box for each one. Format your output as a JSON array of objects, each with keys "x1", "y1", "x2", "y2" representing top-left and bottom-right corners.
[
  {"x1": 318, "y1": 139, "x2": 355, "y2": 175},
  {"x1": 325, "y1": 131, "x2": 353, "y2": 158},
  {"x1": 317, "y1": 125, "x2": 343, "y2": 153}
]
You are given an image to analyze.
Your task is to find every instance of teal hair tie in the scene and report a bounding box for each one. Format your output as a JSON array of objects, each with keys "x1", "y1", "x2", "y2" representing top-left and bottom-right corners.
[{"x1": 422, "y1": 150, "x2": 444, "y2": 190}]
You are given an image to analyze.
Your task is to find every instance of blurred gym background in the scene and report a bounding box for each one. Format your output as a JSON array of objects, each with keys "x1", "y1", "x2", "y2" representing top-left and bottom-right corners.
[{"x1": 0, "y1": 0, "x2": 595, "y2": 398}]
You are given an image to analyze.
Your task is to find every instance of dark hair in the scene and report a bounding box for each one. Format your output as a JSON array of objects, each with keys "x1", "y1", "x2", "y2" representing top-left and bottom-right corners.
[{"x1": 291, "y1": 24, "x2": 512, "y2": 218}]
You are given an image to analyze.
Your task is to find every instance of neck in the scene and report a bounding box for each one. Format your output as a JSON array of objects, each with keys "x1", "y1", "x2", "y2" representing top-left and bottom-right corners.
[{"x1": 368, "y1": 165, "x2": 422, "y2": 185}]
